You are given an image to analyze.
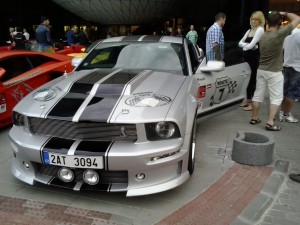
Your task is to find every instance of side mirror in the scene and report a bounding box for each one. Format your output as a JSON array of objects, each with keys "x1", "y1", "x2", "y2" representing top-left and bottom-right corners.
[
  {"x1": 199, "y1": 60, "x2": 225, "y2": 72},
  {"x1": 71, "y1": 57, "x2": 83, "y2": 67},
  {"x1": 0, "y1": 67, "x2": 6, "y2": 80}
]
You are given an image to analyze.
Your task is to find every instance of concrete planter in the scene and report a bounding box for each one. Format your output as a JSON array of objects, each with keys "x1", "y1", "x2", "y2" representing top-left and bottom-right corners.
[{"x1": 232, "y1": 131, "x2": 275, "y2": 166}]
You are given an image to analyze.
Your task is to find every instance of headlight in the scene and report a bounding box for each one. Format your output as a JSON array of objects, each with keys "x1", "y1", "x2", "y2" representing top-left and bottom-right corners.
[
  {"x1": 12, "y1": 111, "x2": 25, "y2": 126},
  {"x1": 145, "y1": 122, "x2": 180, "y2": 140},
  {"x1": 155, "y1": 122, "x2": 176, "y2": 138}
]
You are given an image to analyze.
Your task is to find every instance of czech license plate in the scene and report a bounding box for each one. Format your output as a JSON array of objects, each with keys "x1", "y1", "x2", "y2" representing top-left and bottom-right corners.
[{"x1": 43, "y1": 152, "x2": 103, "y2": 169}]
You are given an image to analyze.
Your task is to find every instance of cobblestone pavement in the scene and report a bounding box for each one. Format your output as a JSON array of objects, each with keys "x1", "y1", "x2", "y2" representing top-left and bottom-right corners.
[
  {"x1": 0, "y1": 101, "x2": 299, "y2": 225},
  {"x1": 156, "y1": 164, "x2": 272, "y2": 225}
]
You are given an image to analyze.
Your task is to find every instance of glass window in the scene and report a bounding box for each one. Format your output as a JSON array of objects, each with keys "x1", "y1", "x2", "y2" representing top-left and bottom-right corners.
[{"x1": 77, "y1": 42, "x2": 188, "y2": 75}]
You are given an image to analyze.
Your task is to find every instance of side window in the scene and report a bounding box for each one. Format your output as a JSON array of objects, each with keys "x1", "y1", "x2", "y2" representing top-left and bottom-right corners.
[
  {"x1": 224, "y1": 41, "x2": 244, "y2": 66},
  {"x1": 0, "y1": 59, "x2": 14, "y2": 82},
  {"x1": 28, "y1": 55, "x2": 51, "y2": 67},
  {"x1": 0, "y1": 57, "x2": 31, "y2": 82},
  {"x1": 188, "y1": 43, "x2": 200, "y2": 74},
  {"x1": 11, "y1": 57, "x2": 31, "y2": 77}
]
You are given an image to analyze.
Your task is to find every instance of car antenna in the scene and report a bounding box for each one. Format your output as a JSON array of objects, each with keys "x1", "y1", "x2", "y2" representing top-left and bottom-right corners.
[{"x1": 63, "y1": 65, "x2": 68, "y2": 77}]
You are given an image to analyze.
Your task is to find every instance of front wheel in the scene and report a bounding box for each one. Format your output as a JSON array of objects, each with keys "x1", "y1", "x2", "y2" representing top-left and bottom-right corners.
[{"x1": 188, "y1": 116, "x2": 197, "y2": 175}]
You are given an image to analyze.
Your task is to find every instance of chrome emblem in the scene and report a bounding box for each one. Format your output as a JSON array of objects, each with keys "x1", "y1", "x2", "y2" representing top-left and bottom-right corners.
[{"x1": 120, "y1": 126, "x2": 127, "y2": 137}]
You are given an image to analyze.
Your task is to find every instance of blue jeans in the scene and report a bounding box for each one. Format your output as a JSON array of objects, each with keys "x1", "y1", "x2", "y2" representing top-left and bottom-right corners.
[{"x1": 283, "y1": 67, "x2": 300, "y2": 101}]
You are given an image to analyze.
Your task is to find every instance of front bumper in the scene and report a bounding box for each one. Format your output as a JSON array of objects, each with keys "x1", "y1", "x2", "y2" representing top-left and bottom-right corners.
[{"x1": 9, "y1": 126, "x2": 191, "y2": 196}]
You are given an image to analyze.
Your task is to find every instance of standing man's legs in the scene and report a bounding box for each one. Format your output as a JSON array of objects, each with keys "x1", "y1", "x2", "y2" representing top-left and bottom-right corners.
[
  {"x1": 267, "y1": 104, "x2": 280, "y2": 125},
  {"x1": 280, "y1": 67, "x2": 299, "y2": 122},
  {"x1": 250, "y1": 69, "x2": 266, "y2": 123},
  {"x1": 281, "y1": 97, "x2": 295, "y2": 115},
  {"x1": 267, "y1": 71, "x2": 284, "y2": 129}
]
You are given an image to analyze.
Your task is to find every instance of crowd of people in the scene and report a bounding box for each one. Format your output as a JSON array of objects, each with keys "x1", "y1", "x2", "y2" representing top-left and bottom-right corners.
[
  {"x1": 236, "y1": 11, "x2": 300, "y2": 183},
  {"x1": 8, "y1": 16, "x2": 90, "y2": 52}
]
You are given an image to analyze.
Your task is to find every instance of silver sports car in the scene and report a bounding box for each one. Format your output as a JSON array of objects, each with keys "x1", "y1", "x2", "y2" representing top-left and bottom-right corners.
[{"x1": 9, "y1": 36, "x2": 250, "y2": 196}]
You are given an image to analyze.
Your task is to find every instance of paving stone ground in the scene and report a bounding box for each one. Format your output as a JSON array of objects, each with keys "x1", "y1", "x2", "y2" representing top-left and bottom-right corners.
[{"x1": 155, "y1": 164, "x2": 272, "y2": 225}]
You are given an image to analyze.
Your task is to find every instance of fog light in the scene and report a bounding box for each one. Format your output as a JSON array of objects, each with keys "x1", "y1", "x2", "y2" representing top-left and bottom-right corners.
[
  {"x1": 23, "y1": 161, "x2": 30, "y2": 169},
  {"x1": 136, "y1": 173, "x2": 145, "y2": 180},
  {"x1": 58, "y1": 167, "x2": 74, "y2": 182},
  {"x1": 83, "y1": 170, "x2": 99, "y2": 185}
]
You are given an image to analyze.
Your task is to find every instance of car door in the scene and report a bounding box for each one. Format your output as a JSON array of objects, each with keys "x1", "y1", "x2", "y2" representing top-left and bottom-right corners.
[{"x1": 193, "y1": 43, "x2": 251, "y2": 115}]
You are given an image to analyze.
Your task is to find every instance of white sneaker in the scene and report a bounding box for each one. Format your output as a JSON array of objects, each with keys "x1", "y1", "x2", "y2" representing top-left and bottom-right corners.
[
  {"x1": 278, "y1": 111, "x2": 284, "y2": 122},
  {"x1": 285, "y1": 113, "x2": 299, "y2": 123}
]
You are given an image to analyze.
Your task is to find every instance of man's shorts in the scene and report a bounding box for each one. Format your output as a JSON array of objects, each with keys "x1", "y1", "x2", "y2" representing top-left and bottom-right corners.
[{"x1": 283, "y1": 67, "x2": 300, "y2": 101}]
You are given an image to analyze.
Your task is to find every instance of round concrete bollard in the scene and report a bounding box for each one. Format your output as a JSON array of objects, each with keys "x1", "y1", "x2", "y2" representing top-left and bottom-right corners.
[{"x1": 232, "y1": 131, "x2": 275, "y2": 166}]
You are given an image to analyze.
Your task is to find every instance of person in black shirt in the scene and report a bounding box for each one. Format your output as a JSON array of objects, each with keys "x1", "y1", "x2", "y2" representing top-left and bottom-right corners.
[
  {"x1": 77, "y1": 27, "x2": 89, "y2": 46},
  {"x1": 12, "y1": 27, "x2": 26, "y2": 50}
]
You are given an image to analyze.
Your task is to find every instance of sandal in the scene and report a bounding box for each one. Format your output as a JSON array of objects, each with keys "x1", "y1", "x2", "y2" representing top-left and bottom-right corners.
[
  {"x1": 243, "y1": 105, "x2": 252, "y2": 111},
  {"x1": 265, "y1": 123, "x2": 281, "y2": 131},
  {"x1": 250, "y1": 118, "x2": 261, "y2": 125},
  {"x1": 239, "y1": 104, "x2": 249, "y2": 107}
]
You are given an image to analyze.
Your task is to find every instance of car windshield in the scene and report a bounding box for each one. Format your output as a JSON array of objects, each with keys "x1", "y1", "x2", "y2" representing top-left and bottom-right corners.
[{"x1": 76, "y1": 42, "x2": 188, "y2": 75}]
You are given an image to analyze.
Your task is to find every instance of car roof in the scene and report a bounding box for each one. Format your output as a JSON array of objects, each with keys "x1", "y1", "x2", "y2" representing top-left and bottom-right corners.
[{"x1": 102, "y1": 35, "x2": 184, "y2": 44}]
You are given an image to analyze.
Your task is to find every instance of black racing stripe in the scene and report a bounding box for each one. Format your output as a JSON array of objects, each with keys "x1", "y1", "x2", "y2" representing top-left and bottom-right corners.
[
  {"x1": 75, "y1": 69, "x2": 119, "y2": 84},
  {"x1": 70, "y1": 83, "x2": 94, "y2": 94},
  {"x1": 81, "y1": 183, "x2": 110, "y2": 191},
  {"x1": 47, "y1": 69, "x2": 118, "y2": 119},
  {"x1": 142, "y1": 35, "x2": 163, "y2": 42},
  {"x1": 102, "y1": 70, "x2": 143, "y2": 84},
  {"x1": 121, "y1": 35, "x2": 143, "y2": 42},
  {"x1": 49, "y1": 178, "x2": 77, "y2": 188},
  {"x1": 43, "y1": 137, "x2": 74, "y2": 154},
  {"x1": 39, "y1": 136, "x2": 52, "y2": 165},
  {"x1": 74, "y1": 141, "x2": 111, "y2": 156},
  {"x1": 88, "y1": 97, "x2": 103, "y2": 106},
  {"x1": 105, "y1": 141, "x2": 114, "y2": 171},
  {"x1": 78, "y1": 70, "x2": 143, "y2": 122},
  {"x1": 47, "y1": 94, "x2": 86, "y2": 119},
  {"x1": 42, "y1": 137, "x2": 74, "y2": 165}
]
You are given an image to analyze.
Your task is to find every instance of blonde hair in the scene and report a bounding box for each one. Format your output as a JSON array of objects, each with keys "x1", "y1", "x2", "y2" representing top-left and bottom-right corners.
[{"x1": 250, "y1": 11, "x2": 265, "y2": 29}]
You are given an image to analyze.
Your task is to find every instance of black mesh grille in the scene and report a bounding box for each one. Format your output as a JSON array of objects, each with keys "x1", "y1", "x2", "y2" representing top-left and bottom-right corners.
[{"x1": 28, "y1": 117, "x2": 137, "y2": 141}]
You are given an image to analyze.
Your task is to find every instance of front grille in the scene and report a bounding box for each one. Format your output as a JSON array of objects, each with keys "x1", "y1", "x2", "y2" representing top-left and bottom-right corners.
[{"x1": 28, "y1": 117, "x2": 137, "y2": 141}]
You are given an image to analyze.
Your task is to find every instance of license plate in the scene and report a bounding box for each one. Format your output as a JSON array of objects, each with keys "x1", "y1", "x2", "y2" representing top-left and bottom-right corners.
[{"x1": 43, "y1": 152, "x2": 103, "y2": 169}]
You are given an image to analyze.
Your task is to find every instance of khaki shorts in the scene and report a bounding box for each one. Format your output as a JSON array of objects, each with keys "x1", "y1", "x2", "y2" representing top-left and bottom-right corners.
[{"x1": 252, "y1": 69, "x2": 283, "y2": 105}]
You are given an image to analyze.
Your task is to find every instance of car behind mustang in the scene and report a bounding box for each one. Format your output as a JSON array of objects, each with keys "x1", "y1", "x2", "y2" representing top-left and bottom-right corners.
[
  {"x1": 0, "y1": 51, "x2": 74, "y2": 128},
  {"x1": 9, "y1": 35, "x2": 250, "y2": 196}
]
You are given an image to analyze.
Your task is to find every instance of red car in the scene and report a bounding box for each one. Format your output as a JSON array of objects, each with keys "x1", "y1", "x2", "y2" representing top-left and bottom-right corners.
[{"x1": 0, "y1": 51, "x2": 74, "y2": 128}]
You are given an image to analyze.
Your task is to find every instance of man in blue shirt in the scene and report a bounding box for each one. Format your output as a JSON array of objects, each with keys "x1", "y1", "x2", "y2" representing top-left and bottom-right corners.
[
  {"x1": 206, "y1": 12, "x2": 226, "y2": 61},
  {"x1": 35, "y1": 16, "x2": 55, "y2": 53},
  {"x1": 67, "y1": 25, "x2": 77, "y2": 45}
]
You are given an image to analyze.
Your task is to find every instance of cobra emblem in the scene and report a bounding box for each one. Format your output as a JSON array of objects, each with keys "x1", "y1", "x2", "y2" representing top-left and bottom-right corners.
[{"x1": 120, "y1": 126, "x2": 127, "y2": 137}]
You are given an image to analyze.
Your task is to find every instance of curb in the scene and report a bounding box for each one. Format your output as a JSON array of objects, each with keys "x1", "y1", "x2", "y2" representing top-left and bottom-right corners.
[{"x1": 230, "y1": 160, "x2": 289, "y2": 225}]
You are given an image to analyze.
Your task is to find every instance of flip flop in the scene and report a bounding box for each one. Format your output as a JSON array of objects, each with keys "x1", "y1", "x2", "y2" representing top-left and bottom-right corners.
[
  {"x1": 265, "y1": 123, "x2": 281, "y2": 131},
  {"x1": 250, "y1": 118, "x2": 261, "y2": 125}
]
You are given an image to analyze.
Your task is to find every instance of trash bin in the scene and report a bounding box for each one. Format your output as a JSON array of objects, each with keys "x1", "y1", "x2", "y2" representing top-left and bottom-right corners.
[{"x1": 232, "y1": 131, "x2": 275, "y2": 166}]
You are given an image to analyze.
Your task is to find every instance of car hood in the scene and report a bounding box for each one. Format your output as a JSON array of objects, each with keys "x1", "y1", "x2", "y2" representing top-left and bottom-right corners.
[{"x1": 16, "y1": 68, "x2": 187, "y2": 123}]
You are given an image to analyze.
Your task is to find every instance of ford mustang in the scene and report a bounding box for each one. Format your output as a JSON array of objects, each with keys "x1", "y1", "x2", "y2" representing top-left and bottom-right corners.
[
  {"x1": 0, "y1": 51, "x2": 74, "y2": 128},
  {"x1": 9, "y1": 35, "x2": 250, "y2": 196}
]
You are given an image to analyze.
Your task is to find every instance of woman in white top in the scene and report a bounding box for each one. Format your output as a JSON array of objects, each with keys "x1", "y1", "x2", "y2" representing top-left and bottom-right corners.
[{"x1": 239, "y1": 11, "x2": 265, "y2": 111}]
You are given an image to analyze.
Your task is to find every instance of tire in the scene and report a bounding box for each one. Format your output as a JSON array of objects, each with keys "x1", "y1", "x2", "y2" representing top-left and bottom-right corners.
[{"x1": 188, "y1": 116, "x2": 197, "y2": 175}]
